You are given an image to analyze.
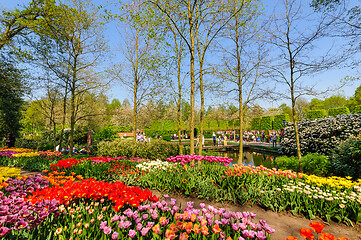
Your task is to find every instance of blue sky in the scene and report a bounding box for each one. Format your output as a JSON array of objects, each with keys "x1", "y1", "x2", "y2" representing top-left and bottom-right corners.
[{"x1": 1, "y1": 0, "x2": 359, "y2": 109}]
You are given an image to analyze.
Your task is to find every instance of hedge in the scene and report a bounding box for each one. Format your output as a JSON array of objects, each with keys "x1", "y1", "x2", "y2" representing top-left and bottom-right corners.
[
  {"x1": 273, "y1": 114, "x2": 290, "y2": 130},
  {"x1": 327, "y1": 107, "x2": 350, "y2": 117},
  {"x1": 251, "y1": 117, "x2": 261, "y2": 130},
  {"x1": 218, "y1": 121, "x2": 228, "y2": 129},
  {"x1": 97, "y1": 141, "x2": 179, "y2": 160},
  {"x1": 279, "y1": 114, "x2": 361, "y2": 156},
  {"x1": 260, "y1": 116, "x2": 274, "y2": 130},
  {"x1": 306, "y1": 110, "x2": 327, "y2": 120}
]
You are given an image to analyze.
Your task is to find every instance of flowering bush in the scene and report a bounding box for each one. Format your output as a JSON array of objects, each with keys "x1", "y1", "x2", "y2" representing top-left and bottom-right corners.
[
  {"x1": 280, "y1": 114, "x2": 361, "y2": 156},
  {"x1": 167, "y1": 154, "x2": 233, "y2": 166},
  {"x1": 282, "y1": 221, "x2": 348, "y2": 240}
]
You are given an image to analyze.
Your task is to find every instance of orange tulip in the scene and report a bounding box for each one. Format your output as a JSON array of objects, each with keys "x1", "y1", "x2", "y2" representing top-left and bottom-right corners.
[
  {"x1": 185, "y1": 222, "x2": 193, "y2": 234},
  {"x1": 337, "y1": 238, "x2": 348, "y2": 240},
  {"x1": 165, "y1": 229, "x2": 177, "y2": 240},
  {"x1": 309, "y1": 221, "x2": 325, "y2": 234},
  {"x1": 179, "y1": 232, "x2": 189, "y2": 240},
  {"x1": 300, "y1": 228, "x2": 314, "y2": 240},
  {"x1": 193, "y1": 223, "x2": 200, "y2": 234},
  {"x1": 319, "y1": 232, "x2": 336, "y2": 240},
  {"x1": 201, "y1": 226, "x2": 209, "y2": 236},
  {"x1": 212, "y1": 224, "x2": 221, "y2": 234}
]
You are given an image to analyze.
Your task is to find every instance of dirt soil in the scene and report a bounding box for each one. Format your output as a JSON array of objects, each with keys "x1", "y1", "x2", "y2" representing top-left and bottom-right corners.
[{"x1": 19, "y1": 169, "x2": 361, "y2": 240}]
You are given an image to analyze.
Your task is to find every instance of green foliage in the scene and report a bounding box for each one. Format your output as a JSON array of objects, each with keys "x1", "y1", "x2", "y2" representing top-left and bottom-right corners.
[
  {"x1": 354, "y1": 105, "x2": 361, "y2": 114},
  {"x1": 233, "y1": 119, "x2": 240, "y2": 127},
  {"x1": 94, "y1": 125, "x2": 116, "y2": 141},
  {"x1": 208, "y1": 120, "x2": 218, "y2": 129},
  {"x1": 275, "y1": 155, "x2": 300, "y2": 172},
  {"x1": 275, "y1": 153, "x2": 330, "y2": 176},
  {"x1": 15, "y1": 138, "x2": 54, "y2": 151},
  {"x1": 250, "y1": 117, "x2": 261, "y2": 130},
  {"x1": 273, "y1": 114, "x2": 290, "y2": 130},
  {"x1": 330, "y1": 135, "x2": 361, "y2": 180},
  {"x1": 306, "y1": 109, "x2": 327, "y2": 120},
  {"x1": 163, "y1": 120, "x2": 173, "y2": 131},
  {"x1": 0, "y1": 57, "x2": 25, "y2": 138},
  {"x1": 327, "y1": 107, "x2": 350, "y2": 117},
  {"x1": 260, "y1": 116, "x2": 273, "y2": 130},
  {"x1": 218, "y1": 120, "x2": 228, "y2": 129},
  {"x1": 97, "y1": 141, "x2": 179, "y2": 160},
  {"x1": 0, "y1": 155, "x2": 60, "y2": 172}
]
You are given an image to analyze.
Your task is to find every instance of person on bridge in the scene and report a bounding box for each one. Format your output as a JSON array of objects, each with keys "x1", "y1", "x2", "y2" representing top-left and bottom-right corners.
[
  {"x1": 212, "y1": 132, "x2": 216, "y2": 146},
  {"x1": 224, "y1": 135, "x2": 227, "y2": 146},
  {"x1": 272, "y1": 133, "x2": 278, "y2": 148}
]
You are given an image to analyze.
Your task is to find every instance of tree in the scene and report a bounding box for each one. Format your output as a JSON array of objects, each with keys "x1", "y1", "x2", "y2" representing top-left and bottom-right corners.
[
  {"x1": 218, "y1": 0, "x2": 269, "y2": 162},
  {"x1": 0, "y1": 0, "x2": 57, "y2": 50},
  {"x1": 29, "y1": 0, "x2": 110, "y2": 156},
  {"x1": 348, "y1": 84, "x2": 361, "y2": 112},
  {"x1": 266, "y1": 0, "x2": 346, "y2": 163},
  {"x1": 149, "y1": 0, "x2": 251, "y2": 154},
  {"x1": 0, "y1": 56, "x2": 25, "y2": 139},
  {"x1": 116, "y1": 0, "x2": 165, "y2": 142}
]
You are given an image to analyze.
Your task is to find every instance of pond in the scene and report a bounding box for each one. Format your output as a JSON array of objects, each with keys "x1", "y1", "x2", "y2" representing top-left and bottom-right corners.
[{"x1": 204, "y1": 150, "x2": 277, "y2": 168}]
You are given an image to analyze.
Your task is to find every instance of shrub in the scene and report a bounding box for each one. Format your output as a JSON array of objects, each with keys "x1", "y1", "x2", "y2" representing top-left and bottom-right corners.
[
  {"x1": 301, "y1": 153, "x2": 330, "y2": 176},
  {"x1": 94, "y1": 125, "x2": 116, "y2": 141},
  {"x1": 327, "y1": 106, "x2": 350, "y2": 117},
  {"x1": 280, "y1": 114, "x2": 361, "y2": 156},
  {"x1": 275, "y1": 153, "x2": 330, "y2": 176},
  {"x1": 260, "y1": 116, "x2": 274, "y2": 130},
  {"x1": 97, "y1": 140, "x2": 179, "y2": 160},
  {"x1": 330, "y1": 135, "x2": 361, "y2": 179},
  {"x1": 306, "y1": 109, "x2": 327, "y2": 120},
  {"x1": 251, "y1": 117, "x2": 261, "y2": 130},
  {"x1": 275, "y1": 155, "x2": 300, "y2": 172}
]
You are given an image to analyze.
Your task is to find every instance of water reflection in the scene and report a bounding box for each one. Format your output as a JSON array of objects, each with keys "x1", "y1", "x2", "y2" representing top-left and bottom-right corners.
[{"x1": 208, "y1": 151, "x2": 276, "y2": 168}]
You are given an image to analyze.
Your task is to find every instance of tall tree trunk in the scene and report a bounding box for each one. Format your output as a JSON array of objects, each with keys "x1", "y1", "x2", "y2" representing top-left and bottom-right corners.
[
  {"x1": 285, "y1": 1, "x2": 302, "y2": 166},
  {"x1": 133, "y1": 28, "x2": 140, "y2": 144},
  {"x1": 291, "y1": 88, "x2": 302, "y2": 164},
  {"x1": 69, "y1": 62, "x2": 77, "y2": 157},
  {"x1": 196, "y1": 25, "x2": 204, "y2": 156},
  {"x1": 69, "y1": 85, "x2": 75, "y2": 157},
  {"x1": 58, "y1": 80, "x2": 68, "y2": 151},
  {"x1": 188, "y1": 0, "x2": 195, "y2": 154},
  {"x1": 133, "y1": 79, "x2": 138, "y2": 143},
  {"x1": 175, "y1": 35, "x2": 183, "y2": 155},
  {"x1": 198, "y1": 64, "x2": 204, "y2": 155},
  {"x1": 236, "y1": 25, "x2": 244, "y2": 164}
]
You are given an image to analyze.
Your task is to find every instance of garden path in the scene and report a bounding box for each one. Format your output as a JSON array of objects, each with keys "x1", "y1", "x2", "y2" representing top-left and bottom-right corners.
[{"x1": 20, "y1": 169, "x2": 361, "y2": 240}]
